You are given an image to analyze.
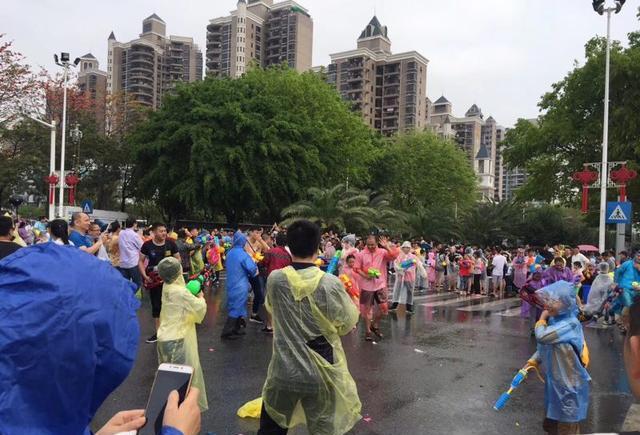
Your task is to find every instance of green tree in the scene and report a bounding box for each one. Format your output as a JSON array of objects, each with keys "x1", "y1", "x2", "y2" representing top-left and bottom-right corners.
[
  {"x1": 502, "y1": 26, "x2": 640, "y2": 223},
  {"x1": 131, "y1": 66, "x2": 377, "y2": 223},
  {"x1": 371, "y1": 131, "x2": 477, "y2": 231},
  {"x1": 459, "y1": 201, "x2": 521, "y2": 246},
  {"x1": 280, "y1": 184, "x2": 404, "y2": 235}
]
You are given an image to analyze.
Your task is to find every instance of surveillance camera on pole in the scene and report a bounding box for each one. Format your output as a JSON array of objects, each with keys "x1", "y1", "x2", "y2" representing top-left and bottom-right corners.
[
  {"x1": 592, "y1": 0, "x2": 626, "y2": 252},
  {"x1": 53, "y1": 52, "x2": 80, "y2": 219}
]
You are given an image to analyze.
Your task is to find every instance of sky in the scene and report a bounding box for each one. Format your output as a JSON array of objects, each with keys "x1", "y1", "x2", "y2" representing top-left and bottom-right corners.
[{"x1": 3, "y1": 0, "x2": 640, "y2": 127}]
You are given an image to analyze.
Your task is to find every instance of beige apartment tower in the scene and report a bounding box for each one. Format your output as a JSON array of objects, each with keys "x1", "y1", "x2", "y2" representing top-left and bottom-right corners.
[
  {"x1": 107, "y1": 14, "x2": 203, "y2": 110},
  {"x1": 427, "y1": 97, "x2": 505, "y2": 201},
  {"x1": 326, "y1": 16, "x2": 428, "y2": 135},
  {"x1": 206, "y1": 0, "x2": 313, "y2": 77},
  {"x1": 77, "y1": 53, "x2": 107, "y2": 133}
]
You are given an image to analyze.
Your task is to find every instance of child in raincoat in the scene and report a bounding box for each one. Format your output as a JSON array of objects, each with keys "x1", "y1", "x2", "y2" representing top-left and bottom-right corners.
[
  {"x1": 526, "y1": 280, "x2": 590, "y2": 435},
  {"x1": 612, "y1": 252, "x2": 640, "y2": 317},
  {"x1": 260, "y1": 220, "x2": 361, "y2": 435},
  {"x1": 156, "y1": 257, "x2": 208, "y2": 411},
  {"x1": 390, "y1": 241, "x2": 426, "y2": 314},
  {"x1": 583, "y1": 262, "x2": 614, "y2": 317},
  {"x1": 426, "y1": 251, "x2": 437, "y2": 290}
]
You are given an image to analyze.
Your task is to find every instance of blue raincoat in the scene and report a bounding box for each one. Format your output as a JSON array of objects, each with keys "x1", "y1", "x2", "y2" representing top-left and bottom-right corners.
[
  {"x1": 225, "y1": 231, "x2": 258, "y2": 318},
  {"x1": 530, "y1": 281, "x2": 591, "y2": 423},
  {"x1": 613, "y1": 259, "x2": 640, "y2": 310},
  {"x1": 0, "y1": 243, "x2": 140, "y2": 434}
]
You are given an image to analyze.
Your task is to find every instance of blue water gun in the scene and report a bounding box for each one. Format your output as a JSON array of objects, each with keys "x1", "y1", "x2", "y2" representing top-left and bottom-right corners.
[
  {"x1": 326, "y1": 250, "x2": 342, "y2": 275},
  {"x1": 400, "y1": 259, "x2": 416, "y2": 270},
  {"x1": 493, "y1": 364, "x2": 542, "y2": 411}
]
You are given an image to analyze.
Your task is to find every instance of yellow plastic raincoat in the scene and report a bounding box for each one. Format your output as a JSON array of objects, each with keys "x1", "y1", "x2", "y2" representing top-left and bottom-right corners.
[
  {"x1": 262, "y1": 266, "x2": 361, "y2": 435},
  {"x1": 157, "y1": 265, "x2": 208, "y2": 411}
]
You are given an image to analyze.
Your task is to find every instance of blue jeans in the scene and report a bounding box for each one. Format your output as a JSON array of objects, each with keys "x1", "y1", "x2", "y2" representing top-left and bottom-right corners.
[
  {"x1": 250, "y1": 275, "x2": 265, "y2": 315},
  {"x1": 118, "y1": 266, "x2": 142, "y2": 290}
]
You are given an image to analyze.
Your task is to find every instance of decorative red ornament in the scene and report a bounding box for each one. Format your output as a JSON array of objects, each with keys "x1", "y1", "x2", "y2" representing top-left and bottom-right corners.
[
  {"x1": 65, "y1": 172, "x2": 80, "y2": 205},
  {"x1": 609, "y1": 164, "x2": 637, "y2": 202},
  {"x1": 44, "y1": 173, "x2": 59, "y2": 205},
  {"x1": 572, "y1": 166, "x2": 599, "y2": 214}
]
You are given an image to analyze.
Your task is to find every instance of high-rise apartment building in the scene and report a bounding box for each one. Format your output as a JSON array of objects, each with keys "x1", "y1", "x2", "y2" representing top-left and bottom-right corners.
[
  {"x1": 206, "y1": 0, "x2": 313, "y2": 77},
  {"x1": 77, "y1": 53, "x2": 107, "y2": 133},
  {"x1": 325, "y1": 16, "x2": 428, "y2": 135},
  {"x1": 427, "y1": 97, "x2": 504, "y2": 201},
  {"x1": 107, "y1": 14, "x2": 203, "y2": 110}
]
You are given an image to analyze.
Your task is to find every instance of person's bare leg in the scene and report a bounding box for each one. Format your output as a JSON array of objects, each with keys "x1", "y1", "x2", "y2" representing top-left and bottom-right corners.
[{"x1": 155, "y1": 318, "x2": 160, "y2": 331}]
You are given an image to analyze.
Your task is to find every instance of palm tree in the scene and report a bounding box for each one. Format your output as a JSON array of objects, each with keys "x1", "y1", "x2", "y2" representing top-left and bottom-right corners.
[
  {"x1": 281, "y1": 184, "x2": 404, "y2": 234},
  {"x1": 460, "y1": 201, "x2": 521, "y2": 246}
]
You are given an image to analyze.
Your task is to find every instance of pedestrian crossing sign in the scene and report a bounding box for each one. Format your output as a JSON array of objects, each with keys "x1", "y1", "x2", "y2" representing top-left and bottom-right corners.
[
  {"x1": 81, "y1": 199, "x2": 94, "y2": 215},
  {"x1": 605, "y1": 201, "x2": 631, "y2": 224}
]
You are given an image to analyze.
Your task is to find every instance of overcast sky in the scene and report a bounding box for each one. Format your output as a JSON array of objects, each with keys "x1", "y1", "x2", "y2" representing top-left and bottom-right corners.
[{"x1": 4, "y1": 0, "x2": 639, "y2": 127}]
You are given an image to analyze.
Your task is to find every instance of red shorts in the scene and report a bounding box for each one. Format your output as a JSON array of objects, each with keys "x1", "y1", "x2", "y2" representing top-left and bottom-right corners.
[{"x1": 359, "y1": 288, "x2": 388, "y2": 316}]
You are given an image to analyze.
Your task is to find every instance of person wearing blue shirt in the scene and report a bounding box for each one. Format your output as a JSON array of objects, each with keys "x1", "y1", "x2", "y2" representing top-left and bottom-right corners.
[{"x1": 69, "y1": 212, "x2": 105, "y2": 255}]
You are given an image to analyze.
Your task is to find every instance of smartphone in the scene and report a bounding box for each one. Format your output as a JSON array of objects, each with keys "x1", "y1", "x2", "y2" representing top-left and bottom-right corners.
[{"x1": 138, "y1": 363, "x2": 194, "y2": 435}]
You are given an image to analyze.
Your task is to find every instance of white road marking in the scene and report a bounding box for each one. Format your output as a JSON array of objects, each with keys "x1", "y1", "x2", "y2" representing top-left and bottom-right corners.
[
  {"x1": 457, "y1": 298, "x2": 521, "y2": 312},
  {"x1": 419, "y1": 294, "x2": 488, "y2": 307},
  {"x1": 622, "y1": 403, "x2": 640, "y2": 432}
]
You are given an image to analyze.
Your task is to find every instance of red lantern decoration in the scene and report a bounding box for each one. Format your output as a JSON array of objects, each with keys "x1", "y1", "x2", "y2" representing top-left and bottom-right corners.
[
  {"x1": 44, "y1": 173, "x2": 59, "y2": 205},
  {"x1": 65, "y1": 172, "x2": 80, "y2": 205},
  {"x1": 572, "y1": 166, "x2": 599, "y2": 213},
  {"x1": 609, "y1": 164, "x2": 637, "y2": 202}
]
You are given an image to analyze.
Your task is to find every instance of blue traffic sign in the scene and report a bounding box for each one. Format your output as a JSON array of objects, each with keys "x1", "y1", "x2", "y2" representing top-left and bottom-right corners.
[
  {"x1": 81, "y1": 199, "x2": 94, "y2": 215},
  {"x1": 605, "y1": 201, "x2": 631, "y2": 224}
]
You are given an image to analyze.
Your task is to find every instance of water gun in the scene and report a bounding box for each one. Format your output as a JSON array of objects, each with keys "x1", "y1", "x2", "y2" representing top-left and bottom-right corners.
[
  {"x1": 494, "y1": 364, "x2": 543, "y2": 411},
  {"x1": 252, "y1": 252, "x2": 265, "y2": 263},
  {"x1": 339, "y1": 274, "x2": 359, "y2": 300},
  {"x1": 314, "y1": 258, "x2": 324, "y2": 267},
  {"x1": 367, "y1": 268, "x2": 381, "y2": 278},
  {"x1": 186, "y1": 275, "x2": 204, "y2": 295},
  {"x1": 224, "y1": 242, "x2": 232, "y2": 251},
  {"x1": 400, "y1": 259, "x2": 417, "y2": 270},
  {"x1": 326, "y1": 250, "x2": 342, "y2": 275},
  {"x1": 633, "y1": 281, "x2": 640, "y2": 289}
]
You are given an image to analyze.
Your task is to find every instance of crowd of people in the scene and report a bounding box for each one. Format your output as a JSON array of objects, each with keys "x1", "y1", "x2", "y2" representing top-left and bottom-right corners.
[{"x1": 1, "y1": 210, "x2": 640, "y2": 434}]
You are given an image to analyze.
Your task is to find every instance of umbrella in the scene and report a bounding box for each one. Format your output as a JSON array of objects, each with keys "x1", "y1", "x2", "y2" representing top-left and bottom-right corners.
[{"x1": 577, "y1": 244, "x2": 599, "y2": 252}]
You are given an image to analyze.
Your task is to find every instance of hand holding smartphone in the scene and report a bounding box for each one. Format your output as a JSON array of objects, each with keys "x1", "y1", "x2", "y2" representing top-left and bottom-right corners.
[{"x1": 138, "y1": 364, "x2": 194, "y2": 435}]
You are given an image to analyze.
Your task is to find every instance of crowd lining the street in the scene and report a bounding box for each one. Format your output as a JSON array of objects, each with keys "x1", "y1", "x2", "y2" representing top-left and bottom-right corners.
[{"x1": 1, "y1": 211, "x2": 640, "y2": 435}]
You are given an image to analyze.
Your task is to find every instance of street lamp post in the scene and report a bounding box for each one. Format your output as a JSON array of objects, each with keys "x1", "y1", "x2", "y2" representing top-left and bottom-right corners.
[
  {"x1": 53, "y1": 52, "x2": 80, "y2": 220},
  {"x1": 593, "y1": 0, "x2": 625, "y2": 252},
  {"x1": 28, "y1": 116, "x2": 56, "y2": 219}
]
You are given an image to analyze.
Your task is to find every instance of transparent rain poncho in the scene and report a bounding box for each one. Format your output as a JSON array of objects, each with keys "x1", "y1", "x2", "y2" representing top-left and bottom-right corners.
[
  {"x1": 530, "y1": 281, "x2": 591, "y2": 423},
  {"x1": 156, "y1": 257, "x2": 208, "y2": 411},
  {"x1": 262, "y1": 266, "x2": 361, "y2": 435},
  {"x1": 583, "y1": 263, "x2": 614, "y2": 314}
]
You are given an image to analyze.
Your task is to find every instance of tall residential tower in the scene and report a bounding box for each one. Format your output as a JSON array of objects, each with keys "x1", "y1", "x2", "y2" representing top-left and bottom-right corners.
[
  {"x1": 325, "y1": 16, "x2": 428, "y2": 135},
  {"x1": 107, "y1": 14, "x2": 203, "y2": 110},
  {"x1": 206, "y1": 0, "x2": 313, "y2": 77},
  {"x1": 427, "y1": 97, "x2": 504, "y2": 201}
]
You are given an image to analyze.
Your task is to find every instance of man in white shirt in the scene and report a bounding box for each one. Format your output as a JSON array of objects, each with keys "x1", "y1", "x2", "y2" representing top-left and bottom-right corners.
[
  {"x1": 571, "y1": 247, "x2": 590, "y2": 269},
  {"x1": 491, "y1": 249, "x2": 507, "y2": 298}
]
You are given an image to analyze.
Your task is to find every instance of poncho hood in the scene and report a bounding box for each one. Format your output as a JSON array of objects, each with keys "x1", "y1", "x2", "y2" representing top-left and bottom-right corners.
[{"x1": 0, "y1": 243, "x2": 140, "y2": 434}]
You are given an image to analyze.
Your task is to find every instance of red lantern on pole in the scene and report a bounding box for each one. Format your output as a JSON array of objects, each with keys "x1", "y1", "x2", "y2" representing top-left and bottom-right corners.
[
  {"x1": 572, "y1": 166, "x2": 599, "y2": 213},
  {"x1": 609, "y1": 164, "x2": 637, "y2": 202},
  {"x1": 44, "y1": 173, "x2": 59, "y2": 205},
  {"x1": 65, "y1": 172, "x2": 80, "y2": 205}
]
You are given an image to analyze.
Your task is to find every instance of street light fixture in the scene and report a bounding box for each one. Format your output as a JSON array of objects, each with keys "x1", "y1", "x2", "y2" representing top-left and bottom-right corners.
[
  {"x1": 53, "y1": 52, "x2": 81, "y2": 219},
  {"x1": 593, "y1": 0, "x2": 625, "y2": 253}
]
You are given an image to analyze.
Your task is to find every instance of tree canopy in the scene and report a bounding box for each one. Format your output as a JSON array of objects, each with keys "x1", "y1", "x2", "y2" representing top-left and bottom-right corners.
[
  {"x1": 370, "y1": 131, "x2": 477, "y2": 239},
  {"x1": 281, "y1": 184, "x2": 405, "y2": 235},
  {"x1": 502, "y1": 27, "x2": 640, "y2": 224},
  {"x1": 131, "y1": 66, "x2": 377, "y2": 223}
]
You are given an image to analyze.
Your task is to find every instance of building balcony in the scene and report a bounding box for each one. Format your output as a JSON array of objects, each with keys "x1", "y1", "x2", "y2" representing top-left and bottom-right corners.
[{"x1": 130, "y1": 55, "x2": 154, "y2": 66}]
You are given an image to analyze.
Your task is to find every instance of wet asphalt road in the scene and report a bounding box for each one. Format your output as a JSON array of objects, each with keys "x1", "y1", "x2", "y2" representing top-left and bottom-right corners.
[{"x1": 92, "y1": 277, "x2": 635, "y2": 435}]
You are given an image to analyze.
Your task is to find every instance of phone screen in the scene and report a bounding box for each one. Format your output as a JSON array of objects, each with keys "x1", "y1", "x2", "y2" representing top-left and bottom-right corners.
[{"x1": 138, "y1": 367, "x2": 192, "y2": 435}]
